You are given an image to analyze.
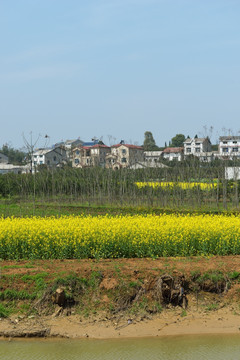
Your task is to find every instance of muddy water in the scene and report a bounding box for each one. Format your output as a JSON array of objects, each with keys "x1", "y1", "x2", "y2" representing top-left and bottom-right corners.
[{"x1": 1, "y1": 335, "x2": 240, "y2": 360}]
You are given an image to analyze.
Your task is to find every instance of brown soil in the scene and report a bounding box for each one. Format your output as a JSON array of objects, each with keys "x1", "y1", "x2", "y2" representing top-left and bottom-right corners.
[
  {"x1": 2, "y1": 255, "x2": 240, "y2": 278},
  {"x1": 1, "y1": 256, "x2": 240, "y2": 339}
]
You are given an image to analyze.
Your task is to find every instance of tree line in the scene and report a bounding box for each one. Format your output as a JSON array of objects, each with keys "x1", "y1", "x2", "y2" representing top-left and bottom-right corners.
[{"x1": 0, "y1": 161, "x2": 238, "y2": 212}]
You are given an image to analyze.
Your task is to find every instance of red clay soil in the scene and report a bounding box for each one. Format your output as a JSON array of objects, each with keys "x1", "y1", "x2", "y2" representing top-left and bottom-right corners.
[
  {"x1": 2, "y1": 255, "x2": 240, "y2": 278},
  {"x1": 1, "y1": 256, "x2": 240, "y2": 300}
]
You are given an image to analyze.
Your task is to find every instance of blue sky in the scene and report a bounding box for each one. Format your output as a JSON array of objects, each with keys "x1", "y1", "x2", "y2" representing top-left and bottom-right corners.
[{"x1": 0, "y1": 0, "x2": 240, "y2": 149}]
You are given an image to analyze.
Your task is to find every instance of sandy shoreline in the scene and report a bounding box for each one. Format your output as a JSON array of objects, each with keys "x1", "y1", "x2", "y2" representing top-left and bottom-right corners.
[{"x1": 1, "y1": 307, "x2": 240, "y2": 340}]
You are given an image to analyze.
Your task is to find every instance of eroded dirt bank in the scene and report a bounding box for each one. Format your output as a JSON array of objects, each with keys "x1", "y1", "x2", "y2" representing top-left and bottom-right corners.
[
  {"x1": 1, "y1": 256, "x2": 240, "y2": 339},
  {"x1": 2, "y1": 306, "x2": 240, "y2": 339}
]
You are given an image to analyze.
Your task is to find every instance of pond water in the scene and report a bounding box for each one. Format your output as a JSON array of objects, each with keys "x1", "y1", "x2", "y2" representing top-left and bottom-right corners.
[{"x1": 1, "y1": 334, "x2": 240, "y2": 360}]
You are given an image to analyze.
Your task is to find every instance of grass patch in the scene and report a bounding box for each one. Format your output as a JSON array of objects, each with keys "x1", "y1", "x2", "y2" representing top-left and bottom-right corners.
[
  {"x1": 205, "y1": 303, "x2": 219, "y2": 311},
  {"x1": 195, "y1": 271, "x2": 225, "y2": 285},
  {"x1": 0, "y1": 289, "x2": 35, "y2": 300},
  {"x1": 180, "y1": 309, "x2": 187, "y2": 317},
  {"x1": 0, "y1": 303, "x2": 10, "y2": 318},
  {"x1": 228, "y1": 271, "x2": 240, "y2": 280}
]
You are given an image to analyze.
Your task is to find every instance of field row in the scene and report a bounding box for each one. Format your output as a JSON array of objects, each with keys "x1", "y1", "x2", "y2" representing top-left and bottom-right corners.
[
  {"x1": 135, "y1": 181, "x2": 218, "y2": 190},
  {"x1": 1, "y1": 214, "x2": 240, "y2": 259}
]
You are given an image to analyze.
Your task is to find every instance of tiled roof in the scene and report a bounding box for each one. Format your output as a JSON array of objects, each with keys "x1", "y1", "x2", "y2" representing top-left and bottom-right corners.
[
  {"x1": 112, "y1": 144, "x2": 143, "y2": 150},
  {"x1": 33, "y1": 148, "x2": 53, "y2": 155},
  {"x1": 183, "y1": 138, "x2": 208, "y2": 143},
  {"x1": 91, "y1": 144, "x2": 110, "y2": 148},
  {"x1": 219, "y1": 136, "x2": 240, "y2": 141}
]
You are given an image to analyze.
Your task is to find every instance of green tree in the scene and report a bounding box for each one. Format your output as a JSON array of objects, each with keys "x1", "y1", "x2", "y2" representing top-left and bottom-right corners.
[
  {"x1": 211, "y1": 144, "x2": 219, "y2": 151},
  {"x1": 143, "y1": 131, "x2": 159, "y2": 151},
  {"x1": 170, "y1": 134, "x2": 186, "y2": 147},
  {"x1": 0, "y1": 144, "x2": 27, "y2": 164}
]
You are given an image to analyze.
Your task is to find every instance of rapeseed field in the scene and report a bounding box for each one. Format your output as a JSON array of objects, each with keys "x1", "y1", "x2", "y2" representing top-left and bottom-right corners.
[
  {"x1": 1, "y1": 214, "x2": 240, "y2": 259},
  {"x1": 135, "y1": 181, "x2": 218, "y2": 190}
]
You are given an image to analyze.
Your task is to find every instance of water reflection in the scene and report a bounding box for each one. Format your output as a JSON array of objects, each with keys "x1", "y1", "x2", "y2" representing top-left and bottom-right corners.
[{"x1": 1, "y1": 335, "x2": 240, "y2": 360}]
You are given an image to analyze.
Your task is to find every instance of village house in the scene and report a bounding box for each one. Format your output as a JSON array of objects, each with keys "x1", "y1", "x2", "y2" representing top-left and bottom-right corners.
[
  {"x1": 72, "y1": 146, "x2": 91, "y2": 167},
  {"x1": 54, "y1": 139, "x2": 84, "y2": 162},
  {"x1": 72, "y1": 143, "x2": 110, "y2": 168},
  {"x1": 219, "y1": 136, "x2": 240, "y2": 159},
  {"x1": 195, "y1": 152, "x2": 216, "y2": 162},
  {"x1": 105, "y1": 143, "x2": 144, "y2": 169},
  {"x1": 183, "y1": 137, "x2": 212, "y2": 157},
  {"x1": 162, "y1": 147, "x2": 184, "y2": 161},
  {"x1": 32, "y1": 146, "x2": 67, "y2": 169},
  {"x1": 0, "y1": 152, "x2": 9, "y2": 164},
  {"x1": 144, "y1": 151, "x2": 163, "y2": 164},
  {"x1": 63, "y1": 139, "x2": 84, "y2": 161},
  {"x1": 129, "y1": 161, "x2": 168, "y2": 169},
  {"x1": 128, "y1": 150, "x2": 167, "y2": 169},
  {"x1": 225, "y1": 167, "x2": 240, "y2": 180},
  {"x1": 0, "y1": 163, "x2": 30, "y2": 174},
  {"x1": 90, "y1": 144, "x2": 110, "y2": 167}
]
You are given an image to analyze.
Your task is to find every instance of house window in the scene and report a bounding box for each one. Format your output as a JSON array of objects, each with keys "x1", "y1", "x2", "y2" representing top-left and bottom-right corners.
[
  {"x1": 122, "y1": 149, "x2": 126, "y2": 154},
  {"x1": 195, "y1": 143, "x2": 200, "y2": 146},
  {"x1": 186, "y1": 143, "x2": 191, "y2": 146},
  {"x1": 223, "y1": 141, "x2": 227, "y2": 144},
  {"x1": 76, "y1": 150, "x2": 80, "y2": 155},
  {"x1": 121, "y1": 157, "x2": 127, "y2": 163},
  {"x1": 74, "y1": 158, "x2": 79, "y2": 164},
  {"x1": 233, "y1": 141, "x2": 237, "y2": 144},
  {"x1": 53, "y1": 156, "x2": 57, "y2": 161},
  {"x1": 195, "y1": 148, "x2": 200, "y2": 152},
  {"x1": 186, "y1": 148, "x2": 191, "y2": 153},
  {"x1": 222, "y1": 147, "x2": 228, "y2": 153},
  {"x1": 232, "y1": 147, "x2": 239, "y2": 152},
  {"x1": 40, "y1": 161, "x2": 43, "y2": 165}
]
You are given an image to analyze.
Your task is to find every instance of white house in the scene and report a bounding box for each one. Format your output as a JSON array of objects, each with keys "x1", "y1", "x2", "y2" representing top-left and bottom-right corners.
[
  {"x1": 162, "y1": 147, "x2": 183, "y2": 161},
  {"x1": 144, "y1": 151, "x2": 163, "y2": 165},
  {"x1": 219, "y1": 136, "x2": 240, "y2": 159},
  {"x1": 184, "y1": 137, "x2": 212, "y2": 158},
  {"x1": 32, "y1": 146, "x2": 67, "y2": 169},
  {"x1": 129, "y1": 161, "x2": 168, "y2": 169},
  {"x1": 196, "y1": 152, "x2": 215, "y2": 162},
  {"x1": 0, "y1": 164, "x2": 30, "y2": 174},
  {"x1": 225, "y1": 167, "x2": 240, "y2": 180}
]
